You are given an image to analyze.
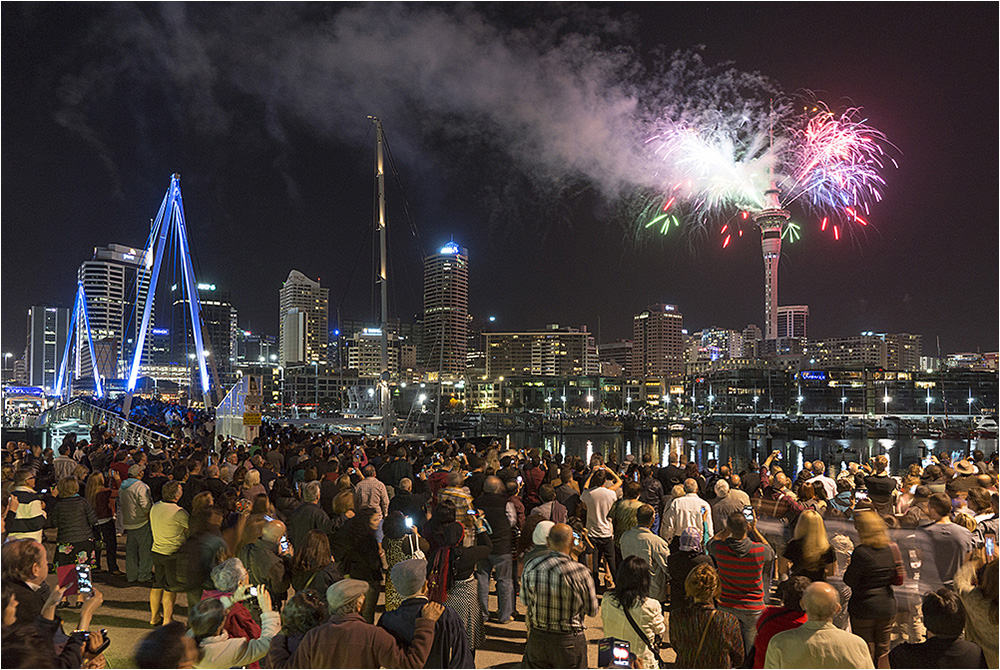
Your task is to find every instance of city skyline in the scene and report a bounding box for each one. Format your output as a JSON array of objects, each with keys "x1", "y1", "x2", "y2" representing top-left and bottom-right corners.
[{"x1": 3, "y1": 4, "x2": 997, "y2": 359}]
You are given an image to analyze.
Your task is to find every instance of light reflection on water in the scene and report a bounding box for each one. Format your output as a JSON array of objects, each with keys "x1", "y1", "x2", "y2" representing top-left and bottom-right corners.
[{"x1": 500, "y1": 432, "x2": 997, "y2": 474}]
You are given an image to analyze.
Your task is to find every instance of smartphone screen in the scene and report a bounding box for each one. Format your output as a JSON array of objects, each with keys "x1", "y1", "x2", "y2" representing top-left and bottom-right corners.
[
  {"x1": 75, "y1": 565, "x2": 93, "y2": 593},
  {"x1": 855, "y1": 491, "x2": 868, "y2": 500},
  {"x1": 613, "y1": 640, "x2": 630, "y2": 667},
  {"x1": 279, "y1": 536, "x2": 290, "y2": 553},
  {"x1": 404, "y1": 516, "x2": 414, "y2": 528},
  {"x1": 742, "y1": 505, "x2": 754, "y2": 522},
  {"x1": 248, "y1": 585, "x2": 259, "y2": 597},
  {"x1": 986, "y1": 537, "x2": 995, "y2": 558}
]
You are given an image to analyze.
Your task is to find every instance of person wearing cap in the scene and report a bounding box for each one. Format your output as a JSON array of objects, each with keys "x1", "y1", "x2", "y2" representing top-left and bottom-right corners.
[
  {"x1": 120, "y1": 462, "x2": 154, "y2": 583},
  {"x1": 522, "y1": 520, "x2": 556, "y2": 567},
  {"x1": 520, "y1": 523, "x2": 599, "y2": 668},
  {"x1": 378, "y1": 558, "x2": 474, "y2": 668},
  {"x1": 269, "y1": 578, "x2": 445, "y2": 668}
]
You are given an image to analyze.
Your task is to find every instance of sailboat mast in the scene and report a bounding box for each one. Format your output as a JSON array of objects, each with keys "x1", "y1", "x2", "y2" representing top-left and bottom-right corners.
[{"x1": 370, "y1": 116, "x2": 391, "y2": 437}]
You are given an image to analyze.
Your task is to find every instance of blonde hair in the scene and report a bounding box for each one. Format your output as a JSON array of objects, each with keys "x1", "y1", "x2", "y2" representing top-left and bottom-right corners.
[
  {"x1": 57, "y1": 476, "x2": 80, "y2": 498},
  {"x1": 685, "y1": 562, "x2": 721, "y2": 603},
  {"x1": 793, "y1": 509, "x2": 831, "y2": 563},
  {"x1": 954, "y1": 513, "x2": 977, "y2": 534},
  {"x1": 854, "y1": 510, "x2": 889, "y2": 549},
  {"x1": 84, "y1": 472, "x2": 105, "y2": 509},
  {"x1": 244, "y1": 470, "x2": 260, "y2": 488}
]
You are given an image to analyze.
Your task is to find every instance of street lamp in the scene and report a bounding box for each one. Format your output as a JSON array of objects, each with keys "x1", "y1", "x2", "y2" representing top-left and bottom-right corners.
[
  {"x1": 925, "y1": 393, "x2": 932, "y2": 418},
  {"x1": 587, "y1": 394, "x2": 594, "y2": 413},
  {"x1": 883, "y1": 394, "x2": 891, "y2": 417},
  {"x1": 840, "y1": 395, "x2": 847, "y2": 417},
  {"x1": 753, "y1": 395, "x2": 760, "y2": 417},
  {"x1": 967, "y1": 392, "x2": 975, "y2": 420},
  {"x1": 797, "y1": 395, "x2": 804, "y2": 415}
]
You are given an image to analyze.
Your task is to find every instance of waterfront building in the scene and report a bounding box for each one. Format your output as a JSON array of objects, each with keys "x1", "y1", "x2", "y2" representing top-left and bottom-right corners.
[
  {"x1": 485, "y1": 325, "x2": 598, "y2": 379},
  {"x1": 423, "y1": 240, "x2": 469, "y2": 379},
  {"x1": 880, "y1": 333, "x2": 922, "y2": 371},
  {"x1": 630, "y1": 304, "x2": 684, "y2": 379},
  {"x1": 278, "y1": 270, "x2": 329, "y2": 367},
  {"x1": 807, "y1": 334, "x2": 887, "y2": 369},
  {"x1": 598, "y1": 340, "x2": 632, "y2": 377},
  {"x1": 346, "y1": 327, "x2": 402, "y2": 377},
  {"x1": 170, "y1": 283, "x2": 234, "y2": 389},
  {"x1": 77, "y1": 243, "x2": 152, "y2": 380},
  {"x1": 742, "y1": 324, "x2": 763, "y2": 358},
  {"x1": 26, "y1": 305, "x2": 70, "y2": 393}
]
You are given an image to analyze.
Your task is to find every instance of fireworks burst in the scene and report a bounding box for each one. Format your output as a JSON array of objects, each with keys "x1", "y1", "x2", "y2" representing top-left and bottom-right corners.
[{"x1": 637, "y1": 83, "x2": 896, "y2": 249}]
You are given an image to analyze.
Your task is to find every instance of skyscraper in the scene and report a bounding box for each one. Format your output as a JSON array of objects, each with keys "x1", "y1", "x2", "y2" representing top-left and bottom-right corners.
[
  {"x1": 171, "y1": 283, "x2": 234, "y2": 388},
  {"x1": 26, "y1": 305, "x2": 70, "y2": 392},
  {"x1": 278, "y1": 270, "x2": 329, "y2": 367},
  {"x1": 630, "y1": 304, "x2": 684, "y2": 379},
  {"x1": 423, "y1": 240, "x2": 469, "y2": 379},
  {"x1": 753, "y1": 183, "x2": 790, "y2": 340},
  {"x1": 777, "y1": 305, "x2": 809, "y2": 339},
  {"x1": 77, "y1": 244, "x2": 152, "y2": 380}
]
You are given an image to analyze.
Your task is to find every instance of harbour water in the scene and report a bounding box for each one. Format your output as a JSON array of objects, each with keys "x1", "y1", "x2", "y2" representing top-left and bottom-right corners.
[{"x1": 498, "y1": 431, "x2": 998, "y2": 476}]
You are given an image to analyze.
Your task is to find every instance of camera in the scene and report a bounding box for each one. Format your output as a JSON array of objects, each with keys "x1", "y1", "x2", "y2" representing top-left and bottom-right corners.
[{"x1": 404, "y1": 516, "x2": 414, "y2": 528}]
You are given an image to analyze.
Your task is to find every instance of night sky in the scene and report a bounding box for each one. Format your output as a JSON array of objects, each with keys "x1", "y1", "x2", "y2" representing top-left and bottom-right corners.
[{"x1": 3, "y1": 3, "x2": 998, "y2": 360}]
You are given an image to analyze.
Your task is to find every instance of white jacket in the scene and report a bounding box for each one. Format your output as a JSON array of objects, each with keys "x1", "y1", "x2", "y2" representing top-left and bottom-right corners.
[
  {"x1": 195, "y1": 610, "x2": 280, "y2": 668},
  {"x1": 119, "y1": 479, "x2": 152, "y2": 530}
]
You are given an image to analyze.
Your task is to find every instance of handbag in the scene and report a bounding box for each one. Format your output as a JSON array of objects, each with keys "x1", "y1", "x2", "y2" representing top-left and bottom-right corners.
[
  {"x1": 622, "y1": 601, "x2": 665, "y2": 666},
  {"x1": 407, "y1": 533, "x2": 426, "y2": 561},
  {"x1": 888, "y1": 542, "x2": 906, "y2": 586}
]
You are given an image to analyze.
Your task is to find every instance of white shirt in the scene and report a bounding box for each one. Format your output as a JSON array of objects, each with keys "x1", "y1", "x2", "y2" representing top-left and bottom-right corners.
[
  {"x1": 660, "y1": 492, "x2": 713, "y2": 544},
  {"x1": 581, "y1": 486, "x2": 617, "y2": 538},
  {"x1": 806, "y1": 475, "x2": 837, "y2": 500}
]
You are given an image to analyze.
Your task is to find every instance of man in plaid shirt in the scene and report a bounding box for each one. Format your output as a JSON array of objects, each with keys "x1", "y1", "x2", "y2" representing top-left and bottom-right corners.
[{"x1": 520, "y1": 523, "x2": 598, "y2": 668}]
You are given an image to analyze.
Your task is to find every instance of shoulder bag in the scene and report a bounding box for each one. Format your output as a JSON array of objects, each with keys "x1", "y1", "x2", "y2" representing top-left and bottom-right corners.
[{"x1": 622, "y1": 601, "x2": 665, "y2": 666}]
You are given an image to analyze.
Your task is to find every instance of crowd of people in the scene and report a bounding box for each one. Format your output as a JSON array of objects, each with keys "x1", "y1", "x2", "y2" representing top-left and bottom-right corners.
[{"x1": 1, "y1": 410, "x2": 997, "y2": 669}]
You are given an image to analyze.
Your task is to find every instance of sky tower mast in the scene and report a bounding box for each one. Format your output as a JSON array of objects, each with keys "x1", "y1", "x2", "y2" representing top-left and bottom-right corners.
[{"x1": 753, "y1": 181, "x2": 790, "y2": 340}]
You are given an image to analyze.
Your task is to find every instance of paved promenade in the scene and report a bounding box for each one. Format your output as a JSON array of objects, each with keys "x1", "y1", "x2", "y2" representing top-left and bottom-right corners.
[{"x1": 46, "y1": 541, "x2": 680, "y2": 668}]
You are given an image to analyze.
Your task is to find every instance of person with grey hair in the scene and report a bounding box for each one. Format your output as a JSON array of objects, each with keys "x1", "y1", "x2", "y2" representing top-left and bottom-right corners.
[
  {"x1": 188, "y1": 585, "x2": 279, "y2": 669},
  {"x1": 378, "y1": 558, "x2": 474, "y2": 668},
  {"x1": 764, "y1": 582, "x2": 873, "y2": 668},
  {"x1": 660, "y1": 477, "x2": 713, "y2": 551},
  {"x1": 268, "y1": 578, "x2": 445, "y2": 668},
  {"x1": 388, "y1": 477, "x2": 430, "y2": 531},
  {"x1": 199, "y1": 558, "x2": 262, "y2": 643},
  {"x1": 286, "y1": 481, "x2": 331, "y2": 552}
]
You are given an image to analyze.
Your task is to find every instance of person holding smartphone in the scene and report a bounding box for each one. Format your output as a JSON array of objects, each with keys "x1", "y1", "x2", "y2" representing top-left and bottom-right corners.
[{"x1": 50, "y1": 477, "x2": 99, "y2": 608}]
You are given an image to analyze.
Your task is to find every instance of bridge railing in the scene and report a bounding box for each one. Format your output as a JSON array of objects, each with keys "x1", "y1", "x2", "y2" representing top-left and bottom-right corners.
[{"x1": 39, "y1": 399, "x2": 173, "y2": 448}]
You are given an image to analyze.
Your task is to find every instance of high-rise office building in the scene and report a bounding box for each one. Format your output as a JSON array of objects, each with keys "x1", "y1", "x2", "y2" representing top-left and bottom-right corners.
[
  {"x1": 422, "y1": 240, "x2": 469, "y2": 379},
  {"x1": 486, "y1": 325, "x2": 598, "y2": 379},
  {"x1": 278, "y1": 270, "x2": 329, "y2": 367},
  {"x1": 630, "y1": 304, "x2": 684, "y2": 379},
  {"x1": 77, "y1": 244, "x2": 152, "y2": 380},
  {"x1": 742, "y1": 324, "x2": 763, "y2": 358},
  {"x1": 347, "y1": 328, "x2": 402, "y2": 377},
  {"x1": 777, "y1": 305, "x2": 809, "y2": 339},
  {"x1": 26, "y1": 305, "x2": 70, "y2": 392},
  {"x1": 598, "y1": 340, "x2": 633, "y2": 377},
  {"x1": 171, "y1": 283, "x2": 234, "y2": 388}
]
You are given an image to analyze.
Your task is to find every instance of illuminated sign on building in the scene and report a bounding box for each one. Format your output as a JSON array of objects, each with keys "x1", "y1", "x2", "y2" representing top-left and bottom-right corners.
[
  {"x1": 800, "y1": 371, "x2": 827, "y2": 380},
  {"x1": 439, "y1": 242, "x2": 460, "y2": 255},
  {"x1": 4, "y1": 386, "x2": 45, "y2": 397}
]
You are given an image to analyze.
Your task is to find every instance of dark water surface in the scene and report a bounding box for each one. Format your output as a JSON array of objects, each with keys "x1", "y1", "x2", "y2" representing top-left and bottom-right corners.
[{"x1": 499, "y1": 432, "x2": 998, "y2": 476}]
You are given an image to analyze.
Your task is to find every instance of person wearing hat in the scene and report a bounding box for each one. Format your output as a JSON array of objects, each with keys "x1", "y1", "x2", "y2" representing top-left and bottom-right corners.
[
  {"x1": 268, "y1": 578, "x2": 445, "y2": 668},
  {"x1": 522, "y1": 520, "x2": 556, "y2": 567},
  {"x1": 378, "y1": 558, "x2": 474, "y2": 669},
  {"x1": 953, "y1": 460, "x2": 979, "y2": 493},
  {"x1": 120, "y1": 463, "x2": 154, "y2": 583}
]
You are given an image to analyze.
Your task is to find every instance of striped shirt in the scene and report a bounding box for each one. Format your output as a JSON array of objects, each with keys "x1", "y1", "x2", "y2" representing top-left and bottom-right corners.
[
  {"x1": 709, "y1": 537, "x2": 773, "y2": 611},
  {"x1": 520, "y1": 550, "x2": 598, "y2": 633},
  {"x1": 7, "y1": 487, "x2": 47, "y2": 541}
]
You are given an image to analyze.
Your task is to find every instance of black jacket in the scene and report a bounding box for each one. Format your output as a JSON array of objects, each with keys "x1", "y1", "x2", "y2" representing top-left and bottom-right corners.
[
  {"x1": 49, "y1": 495, "x2": 98, "y2": 544},
  {"x1": 378, "y1": 596, "x2": 474, "y2": 669},
  {"x1": 286, "y1": 502, "x2": 331, "y2": 551},
  {"x1": 473, "y1": 492, "x2": 512, "y2": 556},
  {"x1": 239, "y1": 539, "x2": 291, "y2": 601}
]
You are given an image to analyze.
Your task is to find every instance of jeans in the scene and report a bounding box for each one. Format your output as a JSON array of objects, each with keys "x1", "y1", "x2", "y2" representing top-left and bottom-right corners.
[
  {"x1": 525, "y1": 629, "x2": 588, "y2": 668},
  {"x1": 476, "y1": 553, "x2": 514, "y2": 623},
  {"x1": 590, "y1": 535, "x2": 616, "y2": 587},
  {"x1": 125, "y1": 523, "x2": 153, "y2": 582},
  {"x1": 717, "y1": 605, "x2": 761, "y2": 656}
]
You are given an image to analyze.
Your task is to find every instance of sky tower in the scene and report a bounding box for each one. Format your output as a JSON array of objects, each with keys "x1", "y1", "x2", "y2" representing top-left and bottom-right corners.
[{"x1": 753, "y1": 181, "x2": 790, "y2": 340}]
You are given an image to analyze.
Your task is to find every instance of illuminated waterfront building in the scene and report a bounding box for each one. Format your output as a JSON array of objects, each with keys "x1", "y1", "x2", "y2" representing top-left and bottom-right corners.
[
  {"x1": 630, "y1": 304, "x2": 684, "y2": 379},
  {"x1": 423, "y1": 240, "x2": 469, "y2": 379},
  {"x1": 279, "y1": 270, "x2": 329, "y2": 367}
]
